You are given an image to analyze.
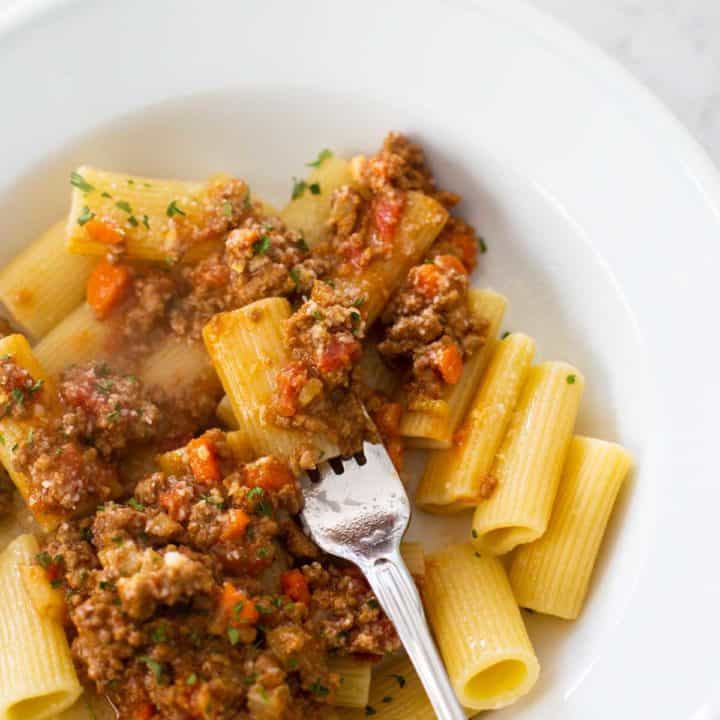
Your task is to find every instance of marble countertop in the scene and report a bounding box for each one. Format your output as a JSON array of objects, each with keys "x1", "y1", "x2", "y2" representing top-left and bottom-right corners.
[
  {"x1": 531, "y1": 0, "x2": 720, "y2": 162},
  {"x1": 2, "y1": 0, "x2": 719, "y2": 163}
]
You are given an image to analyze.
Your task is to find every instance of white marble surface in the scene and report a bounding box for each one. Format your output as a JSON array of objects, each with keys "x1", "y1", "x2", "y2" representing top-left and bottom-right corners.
[
  {"x1": 531, "y1": 0, "x2": 720, "y2": 162},
  {"x1": 2, "y1": 0, "x2": 719, "y2": 163}
]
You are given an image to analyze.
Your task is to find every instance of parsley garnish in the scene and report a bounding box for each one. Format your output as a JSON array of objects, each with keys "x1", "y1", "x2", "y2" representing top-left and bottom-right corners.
[
  {"x1": 309, "y1": 183, "x2": 321, "y2": 195},
  {"x1": 166, "y1": 200, "x2": 186, "y2": 217},
  {"x1": 151, "y1": 625, "x2": 168, "y2": 643},
  {"x1": 127, "y1": 179, "x2": 134, "y2": 185},
  {"x1": 98, "y1": 580, "x2": 114, "y2": 591},
  {"x1": 106, "y1": 409, "x2": 120, "y2": 423},
  {"x1": 247, "y1": 487, "x2": 264, "y2": 501},
  {"x1": 471, "y1": 528, "x2": 478, "y2": 539},
  {"x1": 115, "y1": 200, "x2": 132, "y2": 213},
  {"x1": 501, "y1": 331, "x2": 510, "y2": 339},
  {"x1": 96, "y1": 379, "x2": 113, "y2": 394},
  {"x1": 306, "y1": 149, "x2": 333, "y2": 167},
  {"x1": 233, "y1": 601, "x2": 245, "y2": 617},
  {"x1": 201, "y1": 494, "x2": 224, "y2": 508},
  {"x1": 289, "y1": 267, "x2": 301, "y2": 286},
  {"x1": 390, "y1": 673, "x2": 406, "y2": 688},
  {"x1": 291, "y1": 178, "x2": 307, "y2": 200},
  {"x1": 566, "y1": 374, "x2": 576, "y2": 385},
  {"x1": 139, "y1": 656, "x2": 166, "y2": 683},
  {"x1": 309, "y1": 680, "x2": 330, "y2": 697},
  {"x1": 29, "y1": 379, "x2": 44, "y2": 394},
  {"x1": 222, "y1": 202, "x2": 233, "y2": 217},
  {"x1": 142, "y1": 214, "x2": 150, "y2": 229},
  {"x1": 70, "y1": 171, "x2": 94, "y2": 193},
  {"x1": 128, "y1": 498, "x2": 144, "y2": 511},
  {"x1": 101, "y1": 191, "x2": 112, "y2": 199},
  {"x1": 227, "y1": 627, "x2": 240, "y2": 645},
  {"x1": 287, "y1": 656, "x2": 299, "y2": 670},
  {"x1": 382, "y1": 696, "x2": 393, "y2": 703},
  {"x1": 127, "y1": 215, "x2": 139, "y2": 227},
  {"x1": 36, "y1": 551, "x2": 51, "y2": 568},
  {"x1": 186, "y1": 673, "x2": 198, "y2": 686},
  {"x1": 312, "y1": 311, "x2": 322, "y2": 322},
  {"x1": 297, "y1": 235, "x2": 309, "y2": 253},
  {"x1": 352, "y1": 296, "x2": 365, "y2": 307},
  {"x1": 0, "y1": 433, "x2": 4, "y2": 446},
  {"x1": 244, "y1": 192, "x2": 252, "y2": 210},
  {"x1": 367, "y1": 599, "x2": 379, "y2": 609},
  {"x1": 478, "y1": 236, "x2": 488, "y2": 253},
  {"x1": 365, "y1": 706, "x2": 377, "y2": 716},
  {"x1": 475, "y1": 551, "x2": 482, "y2": 558},
  {"x1": 256, "y1": 547, "x2": 270, "y2": 558},
  {"x1": 12, "y1": 387, "x2": 24, "y2": 405},
  {"x1": 252, "y1": 236, "x2": 271, "y2": 255},
  {"x1": 77, "y1": 206, "x2": 95, "y2": 226},
  {"x1": 26, "y1": 429, "x2": 33, "y2": 447},
  {"x1": 350, "y1": 310, "x2": 361, "y2": 325}
]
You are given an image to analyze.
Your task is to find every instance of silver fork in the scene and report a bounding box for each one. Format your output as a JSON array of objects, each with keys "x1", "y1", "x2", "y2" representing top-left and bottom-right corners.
[{"x1": 299, "y1": 441, "x2": 466, "y2": 720}]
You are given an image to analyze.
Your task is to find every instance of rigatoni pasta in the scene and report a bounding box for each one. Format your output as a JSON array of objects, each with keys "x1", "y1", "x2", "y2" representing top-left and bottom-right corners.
[
  {"x1": 400, "y1": 289, "x2": 508, "y2": 448},
  {"x1": 328, "y1": 655, "x2": 373, "y2": 708},
  {"x1": 423, "y1": 543, "x2": 539, "y2": 711},
  {"x1": 472, "y1": 361, "x2": 584, "y2": 556},
  {"x1": 0, "y1": 534, "x2": 82, "y2": 720},
  {"x1": 0, "y1": 220, "x2": 95, "y2": 338},
  {"x1": 509, "y1": 435, "x2": 632, "y2": 619},
  {"x1": 416, "y1": 333, "x2": 535, "y2": 512}
]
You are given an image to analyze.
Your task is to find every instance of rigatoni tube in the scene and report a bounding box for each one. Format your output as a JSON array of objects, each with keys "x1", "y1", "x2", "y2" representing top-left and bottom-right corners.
[
  {"x1": 416, "y1": 333, "x2": 535, "y2": 512},
  {"x1": 471, "y1": 361, "x2": 584, "y2": 556},
  {"x1": 509, "y1": 435, "x2": 632, "y2": 619},
  {"x1": 423, "y1": 544, "x2": 539, "y2": 711}
]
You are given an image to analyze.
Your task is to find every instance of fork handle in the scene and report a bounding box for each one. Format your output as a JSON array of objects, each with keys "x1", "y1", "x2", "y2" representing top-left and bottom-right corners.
[{"x1": 364, "y1": 552, "x2": 466, "y2": 720}]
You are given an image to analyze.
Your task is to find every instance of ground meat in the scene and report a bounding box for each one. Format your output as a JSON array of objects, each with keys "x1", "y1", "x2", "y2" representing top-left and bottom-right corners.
[
  {"x1": 0, "y1": 471, "x2": 14, "y2": 517},
  {"x1": 379, "y1": 254, "x2": 486, "y2": 404},
  {"x1": 59, "y1": 363, "x2": 163, "y2": 457},
  {"x1": 0, "y1": 354, "x2": 43, "y2": 419},
  {"x1": 40, "y1": 430, "x2": 394, "y2": 719}
]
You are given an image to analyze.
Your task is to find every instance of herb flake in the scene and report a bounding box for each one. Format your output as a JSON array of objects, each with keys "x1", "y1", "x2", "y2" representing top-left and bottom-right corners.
[
  {"x1": 306, "y1": 149, "x2": 333, "y2": 167},
  {"x1": 70, "y1": 171, "x2": 95, "y2": 193}
]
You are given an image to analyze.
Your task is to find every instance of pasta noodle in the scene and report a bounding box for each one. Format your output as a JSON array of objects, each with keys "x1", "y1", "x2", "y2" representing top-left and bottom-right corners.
[
  {"x1": 0, "y1": 220, "x2": 95, "y2": 339},
  {"x1": 416, "y1": 333, "x2": 535, "y2": 513},
  {"x1": 400, "y1": 289, "x2": 508, "y2": 448},
  {"x1": 280, "y1": 155, "x2": 356, "y2": 247},
  {"x1": 203, "y1": 297, "x2": 339, "y2": 465},
  {"x1": 215, "y1": 394, "x2": 238, "y2": 429},
  {"x1": 423, "y1": 543, "x2": 539, "y2": 711},
  {"x1": 328, "y1": 656, "x2": 373, "y2": 709},
  {"x1": 399, "y1": 541, "x2": 425, "y2": 579},
  {"x1": 509, "y1": 435, "x2": 632, "y2": 619},
  {"x1": 156, "y1": 429, "x2": 254, "y2": 475},
  {"x1": 0, "y1": 534, "x2": 82, "y2": 720},
  {"x1": 471, "y1": 361, "x2": 585, "y2": 556}
]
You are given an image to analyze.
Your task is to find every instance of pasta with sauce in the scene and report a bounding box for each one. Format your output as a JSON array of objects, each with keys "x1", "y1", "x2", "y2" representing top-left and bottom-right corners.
[{"x1": 0, "y1": 133, "x2": 631, "y2": 719}]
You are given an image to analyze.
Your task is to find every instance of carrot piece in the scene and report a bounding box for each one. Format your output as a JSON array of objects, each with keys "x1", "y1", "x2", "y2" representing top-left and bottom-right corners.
[
  {"x1": 434, "y1": 342, "x2": 464, "y2": 384},
  {"x1": 275, "y1": 361, "x2": 308, "y2": 418},
  {"x1": 281, "y1": 569, "x2": 311, "y2": 605},
  {"x1": 449, "y1": 232, "x2": 478, "y2": 271},
  {"x1": 84, "y1": 218, "x2": 125, "y2": 245},
  {"x1": 434, "y1": 253, "x2": 468, "y2": 276},
  {"x1": 187, "y1": 436, "x2": 221, "y2": 484},
  {"x1": 220, "y1": 508, "x2": 251, "y2": 542},
  {"x1": 373, "y1": 192, "x2": 405, "y2": 243},
  {"x1": 133, "y1": 703, "x2": 157, "y2": 720},
  {"x1": 219, "y1": 582, "x2": 259, "y2": 625},
  {"x1": 243, "y1": 457, "x2": 295, "y2": 492},
  {"x1": 413, "y1": 263, "x2": 441, "y2": 297},
  {"x1": 86, "y1": 260, "x2": 131, "y2": 318},
  {"x1": 317, "y1": 335, "x2": 361, "y2": 373}
]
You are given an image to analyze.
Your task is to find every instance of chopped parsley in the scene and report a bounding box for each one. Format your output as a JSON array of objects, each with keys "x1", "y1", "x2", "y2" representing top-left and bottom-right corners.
[
  {"x1": 127, "y1": 498, "x2": 145, "y2": 511},
  {"x1": 0, "y1": 433, "x2": 4, "y2": 446},
  {"x1": 501, "y1": 331, "x2": 511, "y2": 339},
  {"x1": 297, "y1": 235, "x2": 309, "y2": 253},
  {"x1": 291, "y1": 178, "x2": 307, "y2": 200},
  {"x1": 312, "y1": 310, "x2": 322, "y2": 322},
  {"x1": 352, "y1": 296, "x2": 366, "y2": 307},
  {"x1": 127, "y1": 215, "x2": 139, "y2": 227},
  {"x1": 186, "y1": 673, "x2": 198, "y2": 686},
  {"x1": 309, "y1": 680, "x2": 330, "y2": 697},
  {"x1": 256, "y1": 547, "x2": 270, "y2": 558},
  {"x1": 77, "y1": 206, "x2": 95, "y2": 226},
  {"x1": 566, "y1": 374, "x2": 576, "y2": 385},
  {"x1": 247, "y1": 487, "x2": 264, "y2": 502},
  {"x1": 29, "y1": 379, "x2": 44, "y2": 394},
  {"x1": 111, "y1": 535, "x2": 124, "y2": 546},
  {"x1": 478, "y1": 236, "x2": 488, "y2": 254},
  {"x1": 115, "y1": 200, "x2": 132, "y2": 213},
  {"x1": 382, "y1": 696, "x2": 393, "y2": 703},
  {"x1": 471, "y1": 528, "x2": 478, "y2": 539},
  {"x1": 475, "y1": 551, "x2": 482, "y2": 558},
  {"x1": 12, "y1": 387, "x2": 24, "y2": 405},
  {"x1": 286, "y1": 656, "x2": 299, "y2": 670},
  {"x1": 350, "y1": 310, "x2": 361, "y2": 325},
  {"x1": 365, "y1": 706, "x2": 377, "y2": 716},
  {"x1": 306, "y1": 149, "x2": 333, "y2": 167},
  {"x1": 166, "y1": 200, "x2": 186, "y2": 217},
  {"x1": 98, "y1": 580, "x2": 114, "y2": 591},
  {"x1": 95, "y1": 379, "x2": 113, "y2": 394},
  {"x1": 139, "y1": 656, "x2": 166, "y2": 683},
  {"x1": 142, "y1": 215, "x2": 150, "y2": 229},
  {"x1": 390, "y1": 673, "x2": 406, "y2": 688},
  {"x1": 367, "y1": 599, "x2": 379, "y2": 610},
  {"x1": 201, "y1": 494, "x2": 224, "y2": 508},
  {"x1": 70, "y1": 171, "x2": 94, "y2": 193},
  {"x1": 233, "y1": 601, "x2": 245, "y2": 617},
  {"x1": 227, "y1": 627, "x2": 240, "y2": 645},
  {"x1": 244, "y1": 192, "x2": 252, "y2": 210},
  {"x1": 289, "y1": 267, "x2": 301, "y2": 286},
  {"x1": 106, "y1": 409, "x2": 120, "y2": 423},
  {"x1": 25, "y1": 429, "x2": 33, "y2": 447},
  {"x1": 308, "y1": 182, "x2": 321, "y2": 195},
  {"x1": 252, "y1": 235, "x2": 271, "y2": 255},
  {"x1": 222, "y1": 202, "x2": 233, "y2": 217},
  {"x1": 255, "y1": 500, "x2": 273, "y2": 518},
  {"x1": 151, "y1": 625, "x2": 168, "y2": 643},
  {"x1": 101, "y1": 191, "x2": 112, "y2": 199},
  {"x1": 35, "y1": 550, "x2": 51, "y2": 568}
]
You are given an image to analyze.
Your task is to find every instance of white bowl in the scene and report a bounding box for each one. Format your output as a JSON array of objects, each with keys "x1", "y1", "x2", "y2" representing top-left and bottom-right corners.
[{"x1": 1, "y1": 1, "x2": 718, "y2": 716}]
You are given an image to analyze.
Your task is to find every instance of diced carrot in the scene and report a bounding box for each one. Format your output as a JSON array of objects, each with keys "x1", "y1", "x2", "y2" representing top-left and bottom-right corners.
[
  {"x1": 220, "y1": 509, "x2": 251, "y2": 542},
  {"x1": 386, "y1": 437, "x2": 404, "y2": 471},
  {"x1": 84, "y1": 218, "x2": 125, "y2": 245},
  {"x1": 449, "y1": 232, "x2": 478, "y2": 272},
  {"x1": 374, "y1": 402, "x2": 403, "y2": 437},
  {"x1": 158, "y1": 488, "x2": 187, "y2": 522},
  {"x1": 275, "y1": 361, "x2": 308, "y2": 417},
  {"x1": 186, "y1": 436, "x2": 221, "y2": 485},
  {"x1": 281, "y1": 569, "x2": 311, "y2": 605},
  {"x1": 133, "y1": 702, "x2": 157, "y2": 720},
  {"x1": 317, "y1": 335, "x2": 361, "y2": 373},
  {"x1": 434, "y1": 343, "x2": 464, "y2": 385},
  {"x1": 243, "y1": 457, "x2": 295, "y2": 492},
  {"x1": 373, "y1": 192, "x2": 405, "y2": 243},
  {"x1": 219, "y1": 582, "x2": 259, "y2": 625},
  {"x1": 86, "y1": 260, "x2": 131, "y2": 318},
  {"x1": 434, "y1": 253, "x2": 468, "y2": 276},
  {"x1": 412, "y1": 263, "x2": 441, "y2": 298}
]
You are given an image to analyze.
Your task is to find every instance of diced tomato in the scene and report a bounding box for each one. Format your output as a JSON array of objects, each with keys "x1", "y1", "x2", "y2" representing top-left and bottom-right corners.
[
  {"x1": 434, "y1": 253, "x2": 468, "y2": 277},
  {"x1": 243, "y1": 456, "x2": 295, "y2": 492},
  {"x1": 186, "y1": 436, "x2": 221, "y2": 485},
  {"x1": 447, "y1": 232, "x2": 478, "y2": 272},
  {"x1": 281, "y1": 569, "x2": 311, "y2": 605},
  {"x1": 412, "y1": 263, "x2": 441, "y2": 298},
  {"x1": 218, "y1": 582, "x2": 259, "y2": 626},
  {"x1": 373, "y1": 402, "x2": 403, "y2": 437},
  {"x1": 84, "y1": 218, "x2": 125, "y2": 245},
  {"x1": 87, "y1": 260, "x2": 131, "y2": 318},
  {"x1": 275, "y1": 361, "x2": 308, "y2": 418},
  {"x1": 46, "y1": 559, "x2": 64, "y2": 585},
  {"x1": 373, "y1": 192, "x2": 405, "y2": 243},
  {"x1": 317, "y1": 335, "x2": 361, "y2": 373},
  {"x1": 385, "y1": 437, "x2": 404, "y2": 471},
  {"x1": 158, "y1": 488, "x2": 187, "y2": 522},
  {"x1": 433, "y1": 342, "x2": 464, "y2": 385},
  {"x1": 220, "y1": 509, "x2": 251, "y2": 542}
]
